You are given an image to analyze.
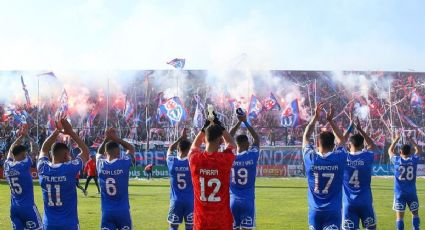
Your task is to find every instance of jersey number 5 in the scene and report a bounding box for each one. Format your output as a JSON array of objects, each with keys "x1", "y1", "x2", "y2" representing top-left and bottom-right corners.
[{"x1": 199, "y1": 177, "x2": 221, "y2": 202}]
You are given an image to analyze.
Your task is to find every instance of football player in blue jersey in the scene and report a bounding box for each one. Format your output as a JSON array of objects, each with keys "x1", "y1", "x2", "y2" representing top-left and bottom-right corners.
[
  {"x1": 37, "y1": 117, "x2": 90, "y2": 230},
  {"x1": 303, "y1": 103, "x2": 348, "y2": 230},
  {"x1": 4, "y1": 125, "x2": 42, "y2": 230},
  {"x1": 333, "y1": 117, "x2": 377, "y2": 230},
  {"x1": 229, "y1": 113, "x2": 260, "y2": 230},
  {"x1": 389, "y1": 131, "x2": 421, "y2": 230},
  {"x1": 97, "y1": 128, "x2": 135, "y2": 230},
  {"x1": 166, "y1": 128, "x2": 194, "y2": 230}
]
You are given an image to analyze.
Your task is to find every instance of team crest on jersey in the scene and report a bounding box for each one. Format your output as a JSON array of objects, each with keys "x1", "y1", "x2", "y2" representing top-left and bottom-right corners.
[
  {"x1": 410, "y1": 202, "x2": 419, "y2": 210},
  {"x1": 309, "y1": 226, "x2": 316, "y2": 230},
  {"x1": 121, "y1": 226, "x2": 130, "y2": 230},
  {"x1": 168, "y1": 213, "x2": 180, "y2": 223},
  {"x1": 241, "y1": 216, "x2": 253, "y2": 226},
  {"x1": 343, "y1": 219, "x2": 354, "y2": 229},
  {"x1": 186, "y1": 213, "x2": 193, "y2": 222},
  {"x1": 324, "y1": 224, "x2": 339, "y2": 230},
  {"x1": 26, "y1": 221, "x2": 37, "y2": 229},
  {"x1": 363, "y1": 217, "x2": 375, "y2": 227},
  {"x1": 394, "y1": 202, "x2": 405, "y2": 210}
]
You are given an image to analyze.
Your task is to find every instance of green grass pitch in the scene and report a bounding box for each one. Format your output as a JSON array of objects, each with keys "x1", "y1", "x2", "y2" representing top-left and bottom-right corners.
[{"x1": 0, "y1": 178, "x2": 424, "y2": 229}]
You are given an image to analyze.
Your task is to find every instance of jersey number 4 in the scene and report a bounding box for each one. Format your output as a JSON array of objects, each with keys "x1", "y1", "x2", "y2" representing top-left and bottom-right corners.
[
  {"x1": 199, "y1": 177, "x2": 221, "y2": 202},
  {"x1": 313, "y1": 172, "x2": 334, "y2": 194}
]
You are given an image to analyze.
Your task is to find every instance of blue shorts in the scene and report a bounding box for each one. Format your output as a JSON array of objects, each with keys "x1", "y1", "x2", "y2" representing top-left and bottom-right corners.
[
  {"x1": 101, "y1": 209, "x2": 132, "y2": 230},
  {"x1": 393, "y1": 193, "x2": 419, "y2": 212},
  {"x1": 231, "y1": 197, "x2": 255, "y2": 229},
  {"x1": 308, "y1": 210, "x2": 341, "y2": 230},
  {"x1": 43, "y1": 224, "x2": 79, "y2": 230},
  {"x1": 167, "y1": 199, "x2": 194, "y2": 225},
  {"x1": 10, "y1": 205, "x2": 42, "y2": 230},
  {"x1": 343, "y1": 204, "x2": 376, "y2": 229}
]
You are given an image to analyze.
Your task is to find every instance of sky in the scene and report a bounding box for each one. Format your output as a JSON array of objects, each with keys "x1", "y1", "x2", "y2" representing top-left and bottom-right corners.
[{"x1": 0, "y1": 0, "x2": 424, "y2": 71}]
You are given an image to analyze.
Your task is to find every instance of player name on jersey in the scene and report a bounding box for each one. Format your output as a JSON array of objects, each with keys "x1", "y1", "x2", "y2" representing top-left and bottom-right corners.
[
  {"x1": 310, "y1": 165, "x2": 339, "y2": 171},
  {"x1": 347, "y1": 159, "x2": 365, "y2": 166},
  {"x1": 100, "y1": 169, "x2": 125, "y2": 175},
  {"x1": 41, "y1": 175, "x2": 67, "y2": 182},
  {"x1": 233, "y1": 159, "x2": 255, "y2": 166},
  {"x1": 199, "y1": 169, "x2": 219, "y2": 176}
]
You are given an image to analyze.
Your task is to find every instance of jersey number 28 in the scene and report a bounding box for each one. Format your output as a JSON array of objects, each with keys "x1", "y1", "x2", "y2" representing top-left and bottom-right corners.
[
  {"x1": 398, "y1": 166, "x2": 415, "y2": 181},
  {"x1": 199, "y1": 177, "x2": 221, "y2": 202}
]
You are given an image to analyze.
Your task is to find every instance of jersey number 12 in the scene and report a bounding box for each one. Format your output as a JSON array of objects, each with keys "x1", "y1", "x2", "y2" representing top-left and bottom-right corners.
[{"x1": 199, "y1": 177, "x2": 221, "y2": 202}]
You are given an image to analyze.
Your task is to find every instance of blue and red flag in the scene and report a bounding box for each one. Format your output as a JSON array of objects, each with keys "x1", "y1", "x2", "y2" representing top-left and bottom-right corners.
[
  {"x1": 193, "y1": 95, "x2": 204, "y2": 128},
  {"x1": 57, "y1": 89, "x2": 69, "y2": 114},
  {"x1": 281, "y1": 99, "x2": 301, "y2": 127},
  {"x1": 247, "y1": 95, "x2": 263, "y2": 119},
  {"x1": 20, "y1": 76, "x2": 31, "y2": 107},
  {"x1": 86, "y1": 109, "x2": 98, "y2": 128},
  {"x1": 167, "y1": 58, "x2": 186, "y2": 69},
  {"x1": 263, "y1": 93, "x2": 281, "y2": 111},
  {"x1": 159, "y1": 97, "x2": 187, "y2": 125},
  {"x1": 124, "y1": 100, "x2": 135, "y2": 122},
  {"x1": 411, "y1": 90, "x2": 422, "y2": 108}
]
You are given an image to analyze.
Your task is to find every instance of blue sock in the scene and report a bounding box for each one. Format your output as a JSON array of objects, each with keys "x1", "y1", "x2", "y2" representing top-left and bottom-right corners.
[
  {"x1": 396, "y1": 219, "x2": 404, "y2": 230},
  {"x1": 185, "y1": 224, "x2": 193, "y2": 230},
  {"x1": 169, "y1": 225, "x2": 178, "y2": 230},
  {"x1": 413, "y1": 216, "x2": 420, "y2": 230}
]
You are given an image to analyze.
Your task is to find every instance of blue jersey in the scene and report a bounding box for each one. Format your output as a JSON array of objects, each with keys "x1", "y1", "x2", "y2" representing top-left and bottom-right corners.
[
  {"x1": 37, "y1": 156, "x2": 83, "y2": 226},
  {"x1": 97, "y1": 154, "x2": 132, "y2": 211},
  {"x1": 230, "y1": 145, "x2": 260, "y2": 200},
  {"x1": 391, "y1": 155, "x2": 419, "y2": 195},
  {"x1": 343, "y1": 150, "x2": 374, "y2": 206},
  {"x1": 3, "y1": 155, "x2": 35, "y2": 207},
  {"x1": 167, "y1": 155, "x2": 193, "y2": 201},
  {"x1": 303, "y1": 145, "x2": 347, "y2": 211}
]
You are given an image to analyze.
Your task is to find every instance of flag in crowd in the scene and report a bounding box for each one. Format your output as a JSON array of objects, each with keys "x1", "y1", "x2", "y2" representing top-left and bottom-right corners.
[
  {"x1": 193, "y1": 94, "x2": 204, "y2": 128},
  {"x1": 262, "y1": 93, "x2": 281, "y2": 111},
  {"x1": 57, "y1": 89, "x2": 69, "y2": 114},
  {"x1": 281, "y1": 99, "x2": 301, "y2": 127},
  {"x1": 124, "y1": 99, "x2": 135, "y2": 122},
  {"x1": 158, "y1": 96, "x2": 187, "y2": 125},
  {"x1": 20, "y1": 75, "x2": 31, "y2": 107},
  {"x1": 248, "y1": 95, "x2": 263, "y2": 119},
  {"x1": 167, "y1": 58, "x2": 186, "y2": 69}
]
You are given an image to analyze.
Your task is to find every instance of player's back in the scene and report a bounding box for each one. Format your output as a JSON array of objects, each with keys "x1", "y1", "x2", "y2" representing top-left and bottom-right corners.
[
  {"x1": 167, "y1": 155, "x2": 193, "y2": 201},
  {"x1": 37, "y1": 156, "x2": 83, "y2": 226},
  {"x1": 303, "y1": 145, "x2": 347, "y2": 211},
  {"x1": 97, "y1": 155, "x2": 132, "y2": 211},
  {"x1": 343, "y1": 150, "x2": 374, "y2": 205},
  {"x1": 4, "y1": 155, "x2": 35, "y2": 207},
  {"x1": 230, "y1": 145, "x2": 259, "y2": 199},
  {"x1": 392, "y1": 155, "x2": 419, "y2": 195},
  {"x1": 189, "y1": 147, "x2": 236, "y2": 230}
]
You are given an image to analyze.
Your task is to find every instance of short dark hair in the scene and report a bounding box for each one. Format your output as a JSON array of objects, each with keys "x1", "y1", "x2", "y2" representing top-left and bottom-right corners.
[
  {"x1": 52, "y1": 143, "x2": 69, "y2": 156},
  {"x1": 205, "y1": 124, "x2": 223, "y2": 142},
  {"x1": 178, "y1": 139, "x2": 191, "y2": 152},
  {"x1": 11, "y1": 145, "x2": 26, "y2": 156},
  {"x1": 318, "y1": 131, "x2": 335, "y2": 149},
  {"x1": 236, "y1": 134, "x2": 249, "y2": 146},
  {"x1": 106, "y1": 141, "x2": 120, "y2": 152},
  {"x1": 401, "y1": 144, "x2": 411, "y2": 155},
  {"x1": 349, "y1": 134, "x2": 364, "y2": 148}
]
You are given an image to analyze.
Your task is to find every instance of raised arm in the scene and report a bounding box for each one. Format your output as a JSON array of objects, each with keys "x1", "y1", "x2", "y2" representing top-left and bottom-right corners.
[
  {"x1": 222, "y1": 130, "x2": 236, "y2": 149},
  {"x1": 240, "y1": 115, "x2": 260, "y2": 146},
  {"x1": 326, "y1": 105, "x2": 346, "y2": 146},
  {"x1": 61, "y1": 118, "x2": 90, "y2": 163},
  {"x1": 229, "y1": 120, "x2": 242, "y2": 137},
  {"x1": 7, "y1": 126, "x2": 28, "y2": 159},
  {"x1": 303, "y1": 102, "x2": 324, "y2": 146},
  {"x1": 407, "y1": 135, "x2": 422, "y2": 156},
  {"x1": 167, "y1": 128, "x2": 188, "y2": 156},
  {"x1": 106, "y1": 128, "x2": 135, "y2": 156},
  {"x1": 355, "y1": 117, "x2": 377, "y2": 151},
  {"x1": 388, "y1": 131, "x2": 400, "y2": 158}
]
